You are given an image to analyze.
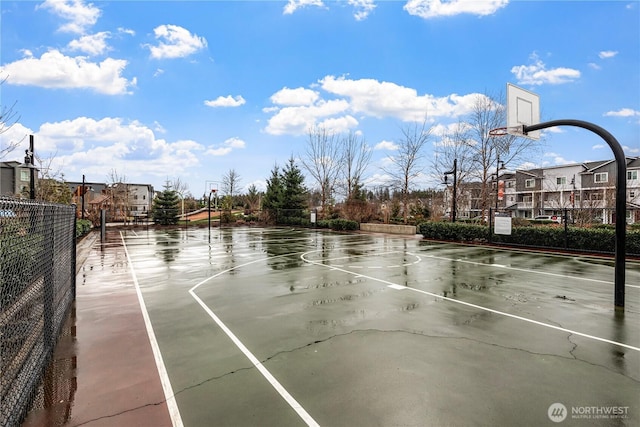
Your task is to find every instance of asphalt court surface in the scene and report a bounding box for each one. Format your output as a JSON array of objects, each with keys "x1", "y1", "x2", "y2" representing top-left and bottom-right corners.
[{"x1": 118, "y1": 227, "x2": 639, "y2": 426}]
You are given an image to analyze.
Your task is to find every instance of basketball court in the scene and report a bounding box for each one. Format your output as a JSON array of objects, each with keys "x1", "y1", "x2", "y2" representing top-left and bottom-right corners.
[{"x1": 63, "y1": 226, "x2": 640, "y2": 426}]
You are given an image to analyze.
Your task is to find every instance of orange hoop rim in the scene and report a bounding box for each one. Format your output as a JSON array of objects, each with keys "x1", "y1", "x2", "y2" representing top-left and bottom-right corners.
[{"x1": 488, "y1": 127, "x2": 508, "y2": 137}]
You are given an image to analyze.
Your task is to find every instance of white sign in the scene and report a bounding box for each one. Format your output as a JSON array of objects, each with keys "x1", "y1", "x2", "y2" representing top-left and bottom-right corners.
[
  {"x1": 310, "y1": 211, "x2": 316, "y2": 224},
  {"x1": 494, "y1": 215, "x2": 512, "y2": 235}
]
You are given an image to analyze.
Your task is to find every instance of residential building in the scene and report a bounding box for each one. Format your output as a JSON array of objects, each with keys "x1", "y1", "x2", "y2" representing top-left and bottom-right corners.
[
  {"x1": 66, "y1": 181, "x2": 154, "y2": 220},
  {"x1": 0, "y1": 161, "x2": 38, "y2": 196},
  {"x1": 447, "y1": 157, "x2": 640, "y2": 224}
]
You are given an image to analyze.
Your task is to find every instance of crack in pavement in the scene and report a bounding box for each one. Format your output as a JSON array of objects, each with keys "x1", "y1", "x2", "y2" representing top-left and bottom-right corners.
[{"x1": 73, "y1": 327, "x2": 639, "y2": 425}]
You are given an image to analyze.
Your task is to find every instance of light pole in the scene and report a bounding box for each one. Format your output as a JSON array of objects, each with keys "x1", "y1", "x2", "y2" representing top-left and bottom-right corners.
[
  {"x1": 81, "y1": 174, "x2": 86, "y2": 220},
  {"x1": 494, "y1": 160, "x2": 505, "y2": 210},
  {"x1": 22, "y1": 135, "x2": 37, "y2": 199},
  {"x1": 443, "y1": 158, "x2": 457, "y2": 222}
]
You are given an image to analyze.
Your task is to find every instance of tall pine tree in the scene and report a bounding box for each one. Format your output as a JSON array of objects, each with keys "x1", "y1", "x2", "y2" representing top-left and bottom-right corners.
[
  {"x1": 281, "y1": 156, "x2": 307, "y2": 211},
  {"x1": 152, "y1": 182, "x2": 180, "y2": 225}
]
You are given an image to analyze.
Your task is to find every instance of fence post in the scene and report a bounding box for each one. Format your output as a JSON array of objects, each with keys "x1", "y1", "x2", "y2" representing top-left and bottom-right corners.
[
  {"x1": 43, "y1": 205, "x2": 55, "y2": 355},
  {"x1": 72, "y1": 205, "x2": 77, "y2": 297}
]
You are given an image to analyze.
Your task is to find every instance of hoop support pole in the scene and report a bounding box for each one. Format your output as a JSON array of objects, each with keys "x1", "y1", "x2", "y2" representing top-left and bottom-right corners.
[{"x1": 524, "y1": 119, "x2": 626, "y2": 312}]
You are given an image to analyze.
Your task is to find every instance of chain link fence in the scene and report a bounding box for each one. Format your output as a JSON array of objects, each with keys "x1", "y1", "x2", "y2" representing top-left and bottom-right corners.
[{"x1": 1, "y1": 196, "x2": 76, "y2": 427}]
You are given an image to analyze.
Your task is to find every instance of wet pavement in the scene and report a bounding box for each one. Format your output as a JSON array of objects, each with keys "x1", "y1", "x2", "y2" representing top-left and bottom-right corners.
[{"x1": 21, "y1": 227, "x2": 640, "y2": 426}]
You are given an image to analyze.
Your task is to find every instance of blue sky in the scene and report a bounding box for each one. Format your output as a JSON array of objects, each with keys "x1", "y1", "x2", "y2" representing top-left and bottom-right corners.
[{"x1": 1, "y1": 0, "x2": 638, "y2": 197}]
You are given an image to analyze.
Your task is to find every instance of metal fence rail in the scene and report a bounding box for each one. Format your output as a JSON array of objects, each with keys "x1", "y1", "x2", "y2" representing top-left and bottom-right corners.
[{"x1": 0, "y1": 196, "x2": 76, "y2": 427}]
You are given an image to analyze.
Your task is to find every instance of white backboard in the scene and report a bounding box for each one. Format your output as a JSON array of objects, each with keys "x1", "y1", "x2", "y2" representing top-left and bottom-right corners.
[{"x1": 507, "y1": 83, "x2": 540, "y2": 140}]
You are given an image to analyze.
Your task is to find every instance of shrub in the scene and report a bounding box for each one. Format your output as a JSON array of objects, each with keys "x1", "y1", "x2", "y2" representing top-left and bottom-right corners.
[
  {"x1": 418, "y1": 221, "x2": 640, "y2": 256},
  {"x1": 328, "y1": 218, "x2": 359, "y2": 231},
  {"x1": 76, "y1": 219, "x2": 92, "y2": 238}
]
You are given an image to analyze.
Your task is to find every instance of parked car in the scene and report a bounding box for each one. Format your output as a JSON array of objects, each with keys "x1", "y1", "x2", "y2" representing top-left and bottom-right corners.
[{"x1": 533, "y1": 215, "x2": 562, "y2": 224}]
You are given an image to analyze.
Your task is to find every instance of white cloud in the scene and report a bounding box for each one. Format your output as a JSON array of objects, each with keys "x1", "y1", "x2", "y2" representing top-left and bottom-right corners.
[
  {"x1": 604, "y1": 108, "x2": 639, "y2": 117},
  {"x1": 404, "y1": 0, "x2": 508, "y2": 19},
  {"x1": 263, "y1": 75, "x2": 488, "y2": 136},
  {"x1": 270, "y1": 87, "x2": 319, "y2": 106},
  {"x1": 598, "y1": 50, "x2": 618, "y2": 59},
  {"x1": 26, "y1": 116, "x2": 205, "y2": 181},
  {"x1": 543, "y1": 152, "x2": 574, "y2": 165},
  {"x1": 592, "y1": 144, "x2": 605, "y2": 150},
  {"x1": 148, "y1": 25, "x2": 207, "y2": 59},
  {"x1": 206, "y1": 137, "x2": 246, "y2": 156},
  {"x1": 511, "y1": 55, "x2": 580, "y2": 85},
  {"x1": 118, "y1": 27, "x2": 135, "y2": 36},
  {"x1": 265, "y1": 99, "x2": 351, "y2": 135},
  {"x1": 349, "y1": 0, "x2": 376, "y2": 20},
  {"x1": 374, "y1": 140, "x2": 398, "y2": 150},
  {"x1": 0, "y1": 123, "x2": 31, "y2": 158},
  {"x1": 37, "y1": 0, "x2": 101, "y2": 34},
  {"x1": 204, "y1": 95, "x2": 246, "y2": 108},
  {"x1": 68, "y1": 31, "x2": 111, "y2": 55},
  {"x1": 1, "y1": 49, "x2": 135, "y2": 95},
  {"x1": 319, "y1": 75, "x2": 480, "y2": 120},
  {"x1": 588, "y1": 63, "x2": 601, "y2": 70},
  {"x1": 283, "y1": 0, "x2": 325, "y2": 15},
  {"x1": 318, "y1": 115, "x2": 359, "y2": 134}
]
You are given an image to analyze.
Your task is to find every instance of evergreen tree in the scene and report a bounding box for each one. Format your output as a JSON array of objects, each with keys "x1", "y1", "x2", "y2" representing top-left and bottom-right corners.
[
  {"x1": 281, "y1": 156, "x2": 307, "y2": 210},
  {"x1": 152, "y1": 183, "x2": 180, "y2": 225},
  {"x1": 262, "y1": 164, "x2": 283, "y2": 216}
]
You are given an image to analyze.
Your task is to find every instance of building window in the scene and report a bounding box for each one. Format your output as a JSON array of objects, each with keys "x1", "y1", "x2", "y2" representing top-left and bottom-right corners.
[
  {"x1": 525, "y1": 179, "x2": 535, "y2": 188},
  {"x1": 20, "y1": 170, "x2": 29, "y2": 181},
  {"x1": 143, "y1": 195, "x2": 146, "y2": 200},
  {"x1": 133, "y1": 195, "x2": 138, "y2": 200},
  {"x1": 590, "y1": 192, "x2": 603, "y2": 201},
  {"x1": 630, "y1": 191, "x2": 636, "y2": 198},
  {"x1": 522, "y1": 195, "x2": 532, "y2": 203},
  {"x1": 594, "y1": 172, "x2": 608, "y2": 183},
  {"x1": 556, "y1": 177, "x2": 567, "y2": 185},
  {"x1": 628, "y1": 170, "x2": 638, "y2": 180}
]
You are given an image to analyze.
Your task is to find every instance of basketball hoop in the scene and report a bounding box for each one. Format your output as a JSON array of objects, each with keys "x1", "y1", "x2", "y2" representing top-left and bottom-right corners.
[
  {"x1": 489, "y1": 125, "x2": 527, "y2": 138},
  {"x1": 488, "y1": 127, "x2": 508, "y2": 138}
]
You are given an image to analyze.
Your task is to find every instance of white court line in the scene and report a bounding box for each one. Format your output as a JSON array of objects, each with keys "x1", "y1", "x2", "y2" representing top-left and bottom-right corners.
[
  {"x1": 422, "y1": 253, "x2": 638, "y2": 288},
  {"x1": 300, "y1": 250, "x2": 640, "y2": 353},
  {"x1": 189, "y1": 255, "x2": 320, "y2": 427},
  {"x1": 120, "y1": 232, "x2": 184, "y2": 427}
]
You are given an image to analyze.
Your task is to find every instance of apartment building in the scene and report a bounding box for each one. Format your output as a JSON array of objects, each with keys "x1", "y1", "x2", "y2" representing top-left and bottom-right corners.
[
  {"x1": 66, "y1": 181, "x2": 154, "y2": 220},
  {"x1": 448, "y1": 157, "x2": 640, "y2": 224},
  {"x1": 0, "y1": 161, "x2": 37, "y2": 196}
]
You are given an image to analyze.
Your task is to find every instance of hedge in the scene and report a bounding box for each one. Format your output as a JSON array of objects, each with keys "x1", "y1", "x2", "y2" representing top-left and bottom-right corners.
[
  {"x1": 76, "y1": 219, "x2": 92, "y2": 238},
  {"x1": 418, "y1": 221, "x2": 640, "y2": 256},
  {"x1": 315, "y1": 218, "x2": 359, "y2": 231}
]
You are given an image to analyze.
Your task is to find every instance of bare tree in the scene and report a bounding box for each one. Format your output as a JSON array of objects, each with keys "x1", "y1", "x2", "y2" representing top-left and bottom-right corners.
[
  {"x1": 340, "y1": 131, "x2": 372, "y2": 201},
  {"x1": 432, "y1": 121, "x2": 477, "y2": 219},
  {"x1": 0, "y1": 74, "x2": 24, "y2": 159},
  {"x1": 222, "y1": 169, "x2": 241, "y2": 199},
  {"x1": 170, "y1": 177, "x2": 189, "y2": 196},
  {"x1": 106, "y1": 169, "x2": 129, "y2": 223},
  {"x1": 381, "y1": 119, "x2": 433, "y2": 223},
  {"x1": 450, "y1": 92, "x2": 541, "y2": 219},
  {"x1": 300, "y1": 126, "x2": 342, "y2": 218},
  {"x1": 244, "y1": 183, "x2": 261, "y2": 213}
]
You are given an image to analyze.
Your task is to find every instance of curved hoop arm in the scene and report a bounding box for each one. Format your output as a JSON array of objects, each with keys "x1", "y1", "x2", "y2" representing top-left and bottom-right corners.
[{"x1": 524, "y1": 119, "x2": 627, "y2": 311}]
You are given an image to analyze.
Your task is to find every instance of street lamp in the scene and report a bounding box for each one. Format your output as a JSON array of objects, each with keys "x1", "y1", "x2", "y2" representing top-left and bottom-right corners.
[
  {"x1": 443, "y1": 158, "x2": 457, "y2": 222},
  {"x1": 20, "y1": 135, "x2": 38, "y2": 200},
  {"x1": 494, "y1": 160, "x2": 505, "y2": 210}
]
